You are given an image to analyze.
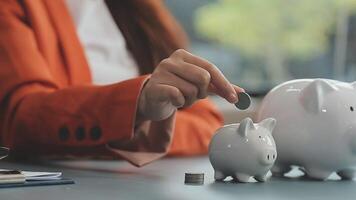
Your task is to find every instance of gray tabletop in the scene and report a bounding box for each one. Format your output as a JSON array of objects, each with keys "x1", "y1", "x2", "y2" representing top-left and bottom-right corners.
[{"x1": 0, "y1": 157, "x2": 355, "y2": 200}]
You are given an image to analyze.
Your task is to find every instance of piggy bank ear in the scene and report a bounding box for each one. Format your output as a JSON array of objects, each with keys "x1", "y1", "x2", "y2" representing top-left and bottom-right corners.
[
  {"x1": 237, "y1": 117, "x2": 255, "y2": 137},
  {"x1": 259, "y1": 118, "x2": 276, "y2": 133},
  {"x1": 300, "y1": 79, "x2": 337, "y2": 114}
]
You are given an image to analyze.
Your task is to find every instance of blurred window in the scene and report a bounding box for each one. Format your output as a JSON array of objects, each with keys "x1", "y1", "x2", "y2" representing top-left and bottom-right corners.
[{"x1": 165, "y1": 0, "x2": 356, "y2": 95}]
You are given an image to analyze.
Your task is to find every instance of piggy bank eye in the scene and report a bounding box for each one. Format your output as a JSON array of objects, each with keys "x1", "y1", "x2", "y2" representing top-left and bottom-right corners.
[
  {"x1": 350, "y1": 106, "x2": 354, "y2": 112},
  {"x1": 258, "y1": 136, "x2": 262, "y2": 139}
]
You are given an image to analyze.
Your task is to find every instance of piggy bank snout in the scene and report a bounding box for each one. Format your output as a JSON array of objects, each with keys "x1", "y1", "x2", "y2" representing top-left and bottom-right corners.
[{"x1": 259, "y1": 149, "x2": 277, "y2": 166}]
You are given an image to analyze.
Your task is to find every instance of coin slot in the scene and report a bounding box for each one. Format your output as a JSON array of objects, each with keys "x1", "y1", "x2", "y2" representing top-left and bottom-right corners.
[{"x1": 350, "y1": 106, "x2": 354, "y2": 112}]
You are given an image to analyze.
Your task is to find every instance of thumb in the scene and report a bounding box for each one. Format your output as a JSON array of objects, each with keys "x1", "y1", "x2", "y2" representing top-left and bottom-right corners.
[{"x1": 156, "y1": 84, "x2": 185, "y2": 108}]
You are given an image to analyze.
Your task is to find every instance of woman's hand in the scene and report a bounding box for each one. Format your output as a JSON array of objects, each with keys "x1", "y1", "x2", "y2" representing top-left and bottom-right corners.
[{"x1": 137, "y1": 49, "x2": 244, "y2": 122}]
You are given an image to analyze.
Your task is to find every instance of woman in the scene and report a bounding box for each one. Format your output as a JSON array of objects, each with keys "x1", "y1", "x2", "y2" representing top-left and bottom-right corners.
[{"x1": 0, "y1": 0, "x2": 243, "y2": 166}]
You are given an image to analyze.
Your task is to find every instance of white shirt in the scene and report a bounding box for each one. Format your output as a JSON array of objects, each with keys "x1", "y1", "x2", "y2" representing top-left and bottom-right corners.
[{"x1": 65, "y1": 0, "x2": 140, "y2": 85}]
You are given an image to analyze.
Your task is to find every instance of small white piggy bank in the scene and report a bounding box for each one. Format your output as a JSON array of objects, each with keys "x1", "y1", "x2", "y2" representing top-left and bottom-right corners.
[
  {"x1": 257, "y1": 79, "x2": 356, "y2": 180},
  {"x1": 209, "y1": 117, "x2": 277, "y2": 183}
]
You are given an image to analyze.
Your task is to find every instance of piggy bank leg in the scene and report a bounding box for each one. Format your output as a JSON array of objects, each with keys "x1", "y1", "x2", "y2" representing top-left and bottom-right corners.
[
  {"x1": 337, "y1": 169, "x2": 356, "y2": 180},
  {"x1": 271, "y1": 164, "x2": 292, "y2": 177},
  {"x1": 254, "y1": 173, "x2": 268, "y2": 182},
  {"x1": 304, "y1": 167, "x2": 332, "y2": 180},
  {"x1": 233, "y1": 173, "x2": 250, "y2": 183},
  {"x1": 214, "y1": 170, "x2": 226, "y2": 181}
]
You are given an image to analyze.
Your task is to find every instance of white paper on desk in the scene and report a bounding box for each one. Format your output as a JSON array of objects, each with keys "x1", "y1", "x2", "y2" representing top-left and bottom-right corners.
[{"x1": 22, "y1": 171, "x2": 62, "y2": 181}]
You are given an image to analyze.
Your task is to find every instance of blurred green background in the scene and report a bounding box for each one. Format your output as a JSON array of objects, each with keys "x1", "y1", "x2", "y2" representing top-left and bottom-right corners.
[{"x1": 165, "y1": 0, "x2": 356, "y2": 95}]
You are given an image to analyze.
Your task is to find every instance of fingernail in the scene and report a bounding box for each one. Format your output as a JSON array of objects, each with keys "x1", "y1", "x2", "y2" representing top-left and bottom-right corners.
[{"x1": 228, "y1": 93, "x2": 238, "y2": 103}]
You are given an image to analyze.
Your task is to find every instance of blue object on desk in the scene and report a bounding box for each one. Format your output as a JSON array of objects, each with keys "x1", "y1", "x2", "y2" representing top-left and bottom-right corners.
[{"x1": 0, "y1": 178, "x2": 74, "y2": 189}]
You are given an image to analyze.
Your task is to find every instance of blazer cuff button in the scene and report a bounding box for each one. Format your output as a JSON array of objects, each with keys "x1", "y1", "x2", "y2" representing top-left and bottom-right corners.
[
  {"x1": 90, "y1": 126, "x2": 102, "y2": 141},
  {"x1": 58, "y1": 126, "x2": 70, "y2": 141},
  {"x1": 75, "y1": 126, "x2": 86, "y2": 141}
]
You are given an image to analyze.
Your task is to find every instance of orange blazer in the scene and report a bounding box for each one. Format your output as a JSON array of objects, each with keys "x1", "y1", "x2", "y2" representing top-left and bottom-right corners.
[{"x1": 0, "y1": 0, "x2": 223, "y2": 166}]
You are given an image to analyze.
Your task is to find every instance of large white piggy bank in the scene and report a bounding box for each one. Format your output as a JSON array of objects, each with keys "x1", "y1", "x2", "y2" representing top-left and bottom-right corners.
[
  {"x1": 257, "y1": 79, "x2": 356, "y2": 180},
  {"x1": 209, "y1": 117, "x2": 277, "y2": 183}
]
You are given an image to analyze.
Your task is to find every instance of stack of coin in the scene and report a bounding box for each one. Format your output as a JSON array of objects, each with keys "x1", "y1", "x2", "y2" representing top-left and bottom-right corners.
[
  {"x1": 184, "y1": 173, "x2": 204, "y2": 185},
  {"x1": 235, "y1": 92, "x2": 251, "y2": 110}
]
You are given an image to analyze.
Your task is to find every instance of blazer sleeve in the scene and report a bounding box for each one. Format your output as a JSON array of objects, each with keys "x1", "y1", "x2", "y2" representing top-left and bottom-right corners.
[
  {"x1": 0, "y1": 0, "x2": 175, "y2": 166},
  {"x1": 168, "y1": 99, "x2": 223, "y2": 155},
  {"x1": 107, "y1": 98, "x2": 223, "y2": 163}
]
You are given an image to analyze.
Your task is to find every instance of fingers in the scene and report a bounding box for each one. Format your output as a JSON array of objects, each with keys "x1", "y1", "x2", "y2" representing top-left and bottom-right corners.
[
  {"x1": 209, "y1": 84, "x2": 245, "y2": 101},
  {"x1": 164, "y1": 60, "x2": 210, "y2": 99},
  {"x1": 156, "y1": 72, "x2": 200, "y2": 107},
  {"x1": 172, "y1": 49, "x2": 238, "y2": 103},
  {"x1": 208, "y1": 84, "x2": 234, "y2": 101},
  {"x1": 233, "y1": 84, "x2": 245, "y2": 93}
]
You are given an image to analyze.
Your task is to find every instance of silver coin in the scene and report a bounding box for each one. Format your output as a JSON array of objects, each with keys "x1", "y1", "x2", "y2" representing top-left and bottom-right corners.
[{"x1": 235, "y1": 92, "x2": 251, "y2": 110}]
